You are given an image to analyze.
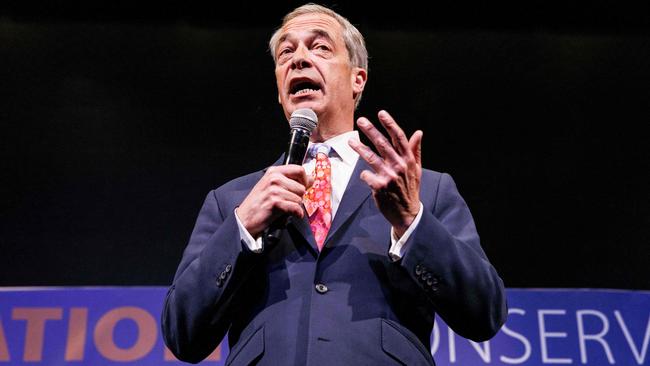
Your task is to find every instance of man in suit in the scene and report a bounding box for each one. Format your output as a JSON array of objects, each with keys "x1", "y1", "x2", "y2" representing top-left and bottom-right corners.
[{"x1": 162, "y1": 4, "x2": 507, "y2": 365}]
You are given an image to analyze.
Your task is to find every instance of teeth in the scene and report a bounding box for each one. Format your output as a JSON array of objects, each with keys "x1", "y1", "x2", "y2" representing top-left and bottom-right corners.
[{"x1": 295, "y1": 88, "x2": 317, "y2": 95}]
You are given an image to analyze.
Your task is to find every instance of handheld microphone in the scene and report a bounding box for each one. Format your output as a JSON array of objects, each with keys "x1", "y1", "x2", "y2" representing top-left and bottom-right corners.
[
  {"x1": 283, "y1": 108, "x2": 319, "y2": 165},
  {"x1": 265, "y1": 108, "x2": 318, "y2": 244}
]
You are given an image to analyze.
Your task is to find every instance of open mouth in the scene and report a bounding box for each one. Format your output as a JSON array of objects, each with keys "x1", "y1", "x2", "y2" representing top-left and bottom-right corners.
[{"x1": 290, "y1": 80, "x2": 322, "y2": 96}]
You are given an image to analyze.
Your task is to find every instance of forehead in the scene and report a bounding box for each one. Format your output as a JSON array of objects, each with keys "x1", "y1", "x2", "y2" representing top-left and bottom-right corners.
[{"x1": 279, "y1": 13, "x2": 344, "y2": 42}]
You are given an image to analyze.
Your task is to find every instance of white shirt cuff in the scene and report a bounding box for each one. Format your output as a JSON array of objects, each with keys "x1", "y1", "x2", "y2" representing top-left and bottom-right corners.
[
  {"x1": 388, "y1": 202, "x2": 424, "y2": 262},
  {"x1": 234, "y1": 208, "x2": 264, "y2": 253}
]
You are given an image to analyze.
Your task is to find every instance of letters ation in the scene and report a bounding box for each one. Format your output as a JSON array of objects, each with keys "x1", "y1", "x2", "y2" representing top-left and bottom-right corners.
[{"x1": 3, "y1": 305, "x2": 224, "y2": 363}]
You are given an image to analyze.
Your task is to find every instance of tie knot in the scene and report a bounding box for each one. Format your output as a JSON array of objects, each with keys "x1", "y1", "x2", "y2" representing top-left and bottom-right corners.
[{"x1": 308, "y1": 143, "x2": 331, "y2": 158}]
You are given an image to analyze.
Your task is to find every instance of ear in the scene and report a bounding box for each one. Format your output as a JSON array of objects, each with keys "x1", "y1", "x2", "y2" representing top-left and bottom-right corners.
[{"x1": 351, "y1": 67, "x2": 368, "y2": 98}]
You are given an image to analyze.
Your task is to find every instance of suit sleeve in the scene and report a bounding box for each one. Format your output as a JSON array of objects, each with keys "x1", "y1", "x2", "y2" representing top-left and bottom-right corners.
[
  {"x1": 399, "y1": 172, "x2": 508, "y2": 341},
  {"x1": 161, "y1": 189, "x2": 259, "y2": 363}
]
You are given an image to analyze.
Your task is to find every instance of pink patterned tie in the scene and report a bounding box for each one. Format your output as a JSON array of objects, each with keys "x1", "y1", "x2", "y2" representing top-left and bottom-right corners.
[{"x1": 303, "y1": 144, "x2": 332, "y2": 251}]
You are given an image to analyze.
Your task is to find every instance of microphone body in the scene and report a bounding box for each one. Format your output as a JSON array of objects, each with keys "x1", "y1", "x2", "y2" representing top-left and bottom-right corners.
[
  {"x1": 265, "y1": 109, "x2": 318, "y2": 244},
  {"x1": 283, "y1": 127, "x2": 311, "y2": 165}
]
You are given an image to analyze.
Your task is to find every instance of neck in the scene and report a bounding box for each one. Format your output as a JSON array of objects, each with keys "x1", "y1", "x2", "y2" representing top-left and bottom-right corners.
[{"x1": 310, "y1": 112, "x2": 354, "y2": 142}]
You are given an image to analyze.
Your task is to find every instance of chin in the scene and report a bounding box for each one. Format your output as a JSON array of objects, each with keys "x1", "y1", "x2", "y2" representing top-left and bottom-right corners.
[{"x1": 287, "y1": 101, "x2": 325, "y2": 116}]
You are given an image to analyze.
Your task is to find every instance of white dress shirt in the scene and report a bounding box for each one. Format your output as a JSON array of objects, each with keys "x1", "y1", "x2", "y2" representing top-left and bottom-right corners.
[{"x1": 234, "y1": 130, "x2": 423, "y2": 261}]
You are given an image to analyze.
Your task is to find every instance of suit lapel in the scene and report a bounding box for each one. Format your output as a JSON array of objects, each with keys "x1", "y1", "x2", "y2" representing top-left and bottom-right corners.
[
  {"x1": 323, "y1": 159, "x2": 372, "y2": 248},
  {"x1": 288, "y1": 215, "x2": 318, "y2": 253}
]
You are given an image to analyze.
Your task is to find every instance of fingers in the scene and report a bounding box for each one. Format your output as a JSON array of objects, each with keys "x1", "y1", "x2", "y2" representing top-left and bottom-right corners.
[
  {"x1": 409, "y1": 130, "x2": 423, "y2": 165},
  {"x1": 268, "y1": 183, "x2": 304, "y2": 205},
  {"x1": 359, "y1": 169, "x2": 389, "y2": 192},
  {"x1": 348, "y1": 138, "x2": 384, "y2": 173},
  {"x1": 263, "y1": 167, "x2": 307, "y2": 218},
  {"x1": 306, "y1": 173, "x2": 315, "y2": 190},
  {"x1": 267, "y1": 165, "x2": 309, "y2": 194},
  {"x1": 356, "y1": 117, "x2": 402, "y2": 163},
  {"x1": 377, "y1": 110, "x2": 411, "y2": 158},
  {"x1": 355, "y1": 111, "x2": 422, "y2": 169},
  {"x1": 281, "y1": 202, "x2": 304, "y2": 219},
  {"x1": 279, "y1": 164, "x2": 310, "y2": 187},
  {"x1": 273, "y1": 193, "x2": 305, "y2": 219}
]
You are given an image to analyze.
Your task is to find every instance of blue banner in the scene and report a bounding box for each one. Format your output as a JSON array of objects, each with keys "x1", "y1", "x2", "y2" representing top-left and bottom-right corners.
[{"x1": 0, "y1": 288, "x2": 647, "y2": 365}]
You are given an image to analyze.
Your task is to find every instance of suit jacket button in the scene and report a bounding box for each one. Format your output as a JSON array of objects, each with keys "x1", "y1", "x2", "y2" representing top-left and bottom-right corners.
[
  {"x1": 225, "y1": 264, "x2": 232, "y2": 273},
  {"x1": 415, "y1": 264, "x2": 424, "y2": 276},
  {"x1": 420, "y1": 272, "x2": 430, "y2": 282},
  {"x1": 315, "y1": 283, "x2": 329, "y2": 294},
  {"x1": 216, "y1": 278, "x2": 223, "y2": 287},
  {"x1": 426, "y1": 277, "x2": 434, "y2": 286},
  {"x1": 219, "y1": 272, "x2": 228, "y2": 280}
]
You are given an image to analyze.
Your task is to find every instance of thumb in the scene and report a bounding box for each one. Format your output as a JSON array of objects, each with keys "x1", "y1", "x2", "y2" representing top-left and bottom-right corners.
[{"x1": 306, "y1": 174, "x2": 315, "y2": 189}]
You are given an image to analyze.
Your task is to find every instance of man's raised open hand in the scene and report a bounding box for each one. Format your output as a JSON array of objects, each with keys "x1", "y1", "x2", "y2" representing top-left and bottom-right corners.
[{"x1": 349, "y1": 110, "x2": 423, "y2": 238}]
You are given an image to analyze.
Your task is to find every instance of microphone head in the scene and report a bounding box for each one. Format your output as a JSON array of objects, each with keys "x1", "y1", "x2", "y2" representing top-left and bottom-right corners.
[{"x1": 289, "y1": 108, "x2": 318, "y2": 134}]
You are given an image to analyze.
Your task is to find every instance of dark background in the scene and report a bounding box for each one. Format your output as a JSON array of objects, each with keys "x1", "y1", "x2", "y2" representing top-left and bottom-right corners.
[{"x1": 1, "y1": 2, "x2": 649, "y2": 289}]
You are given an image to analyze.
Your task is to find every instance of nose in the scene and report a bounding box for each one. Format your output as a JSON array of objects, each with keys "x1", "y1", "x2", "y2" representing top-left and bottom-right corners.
[{"x1": 291, "y1": 44, "x2": 312, "y2": 70}]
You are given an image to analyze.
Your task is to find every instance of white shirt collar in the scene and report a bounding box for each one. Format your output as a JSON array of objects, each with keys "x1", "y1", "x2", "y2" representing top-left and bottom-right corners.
[{"x1": 307, "y1": 130, "x2": 360, "y2": 167}]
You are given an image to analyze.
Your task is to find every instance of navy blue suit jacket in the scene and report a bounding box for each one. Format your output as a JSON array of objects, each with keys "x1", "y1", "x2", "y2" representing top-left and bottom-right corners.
[{"x1": 162, "y1": 157, "x2": 507, "y2": 365}]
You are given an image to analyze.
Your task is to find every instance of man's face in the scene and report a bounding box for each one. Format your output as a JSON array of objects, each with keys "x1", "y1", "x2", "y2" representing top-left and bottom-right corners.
[{"x1": 274, "y1": 13, "x2": 365, "y2": 125}]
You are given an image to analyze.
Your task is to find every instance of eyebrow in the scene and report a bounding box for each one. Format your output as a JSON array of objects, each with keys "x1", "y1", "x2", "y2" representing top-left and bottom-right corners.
[{"x1": 277, "y1": 29, "x2": 335, "y2": 48}]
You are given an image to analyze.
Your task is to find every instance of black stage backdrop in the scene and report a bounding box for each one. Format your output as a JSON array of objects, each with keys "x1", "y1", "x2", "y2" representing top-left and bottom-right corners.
[{"x1": 1, "y1": 2, "x2": 649, "y2": 289}]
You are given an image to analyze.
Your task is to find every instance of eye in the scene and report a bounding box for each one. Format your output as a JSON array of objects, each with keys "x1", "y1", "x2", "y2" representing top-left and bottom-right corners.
[
  {"x1": 279, "y1": 47, "x2": 293, "y2": 56},
  {"x1": 277, "y1": 47, "x2": 294, "y2": 64},
  {"x1": 314, "y1": 44, "x2": 330, "y2": 51}
]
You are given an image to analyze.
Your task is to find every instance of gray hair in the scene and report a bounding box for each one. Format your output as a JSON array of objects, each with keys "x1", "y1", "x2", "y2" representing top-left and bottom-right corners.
[{"x1": 269, "y1": 3, "x2": 369, "y2": 107}]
